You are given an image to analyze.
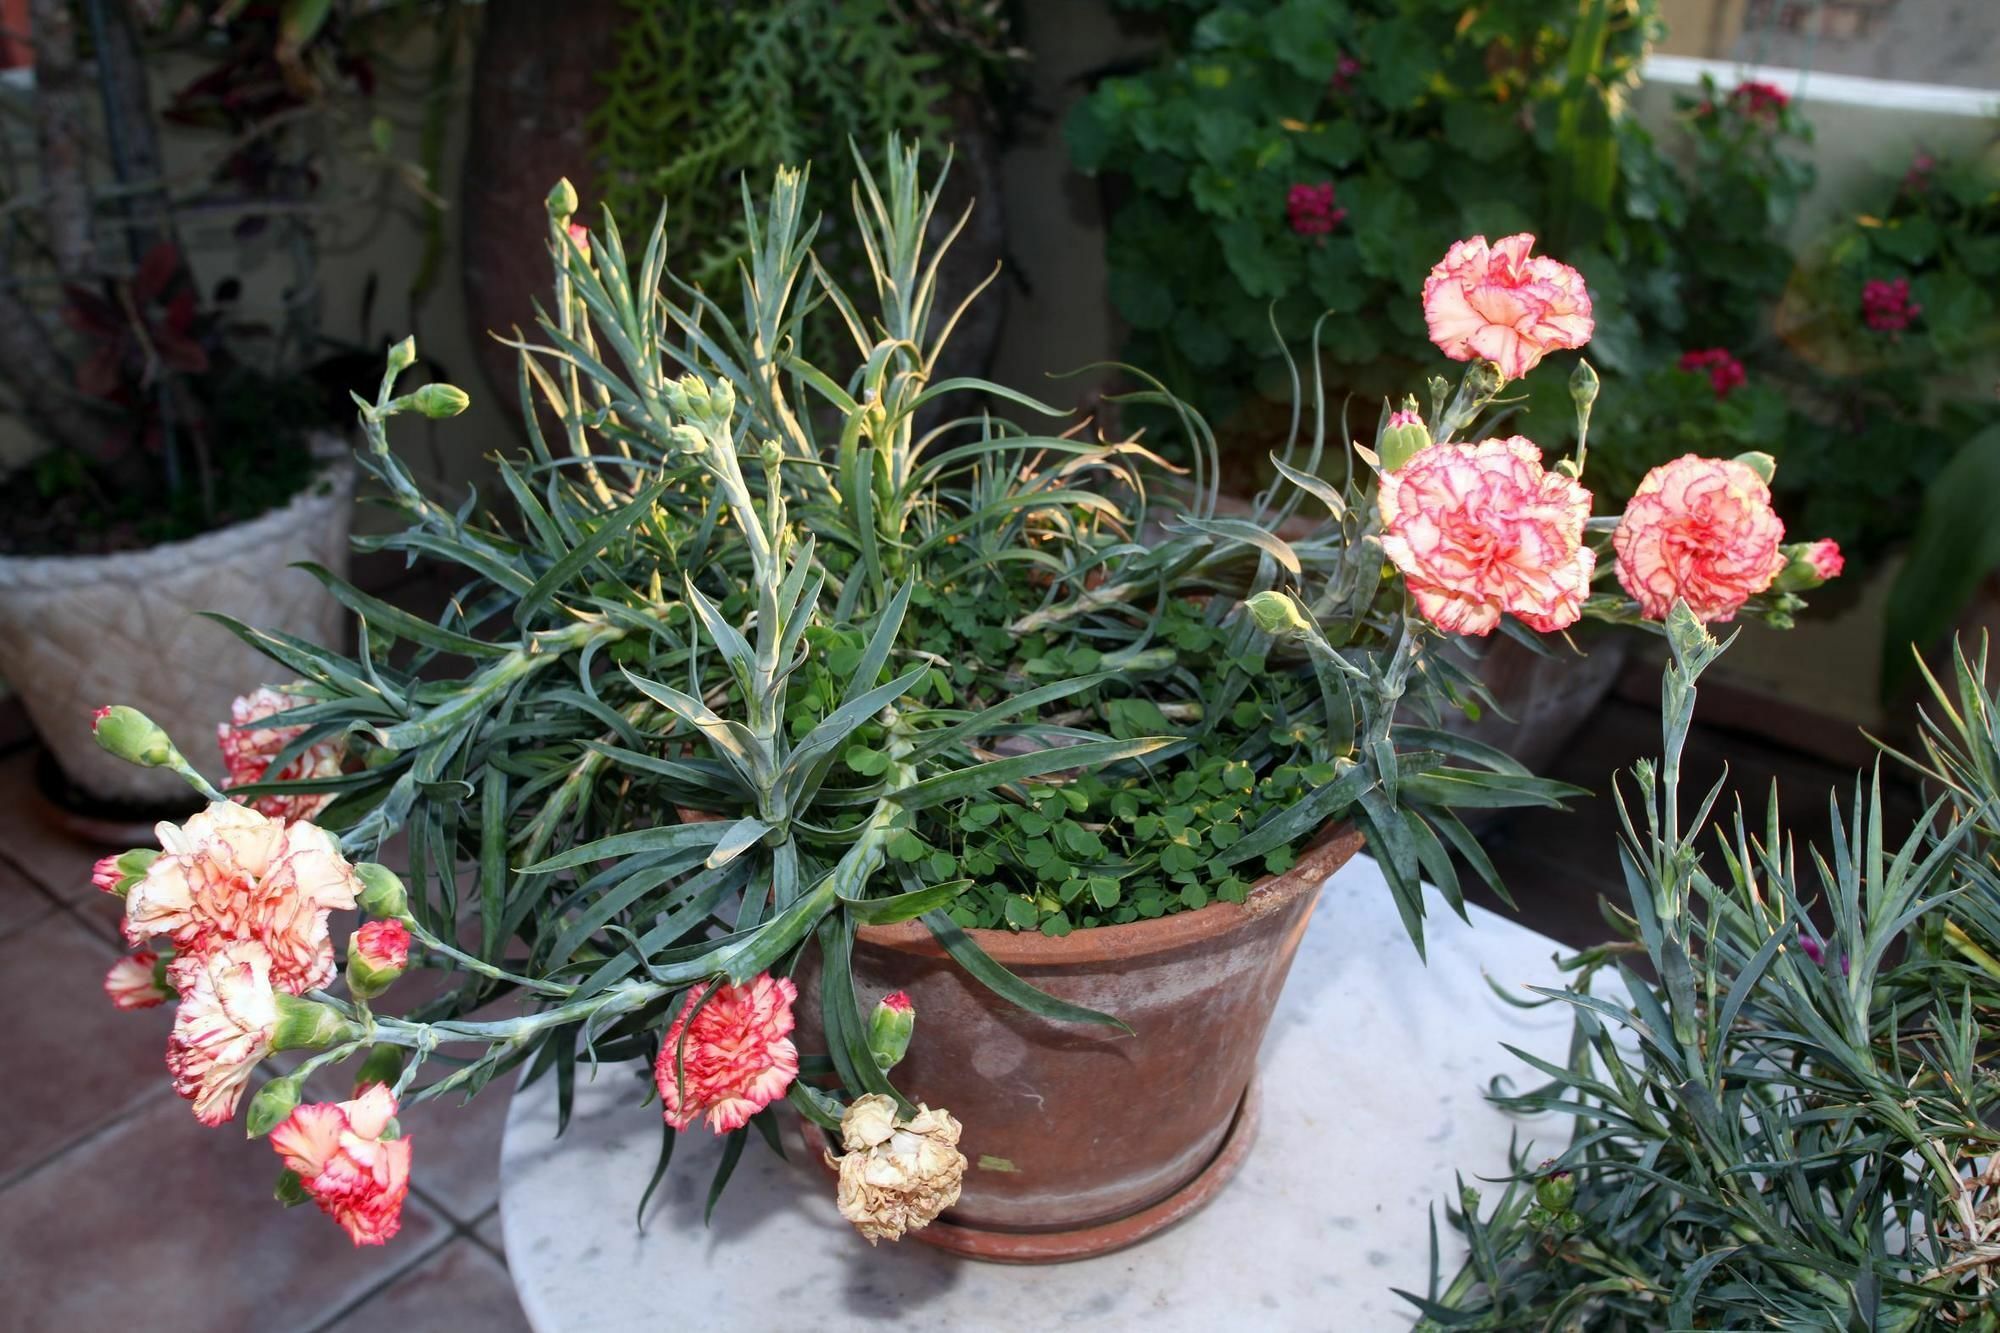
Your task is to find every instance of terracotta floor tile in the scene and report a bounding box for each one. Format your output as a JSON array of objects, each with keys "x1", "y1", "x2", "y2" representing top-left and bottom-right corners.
[
  {"x1": 0, "y1": 853, "x2": 59, "y2": 940},
  {"x1": 322, "y1": 1237, "x2": 529, "y2": 1333},
  {"x1": 0, "y1": 750, "x2": 117, "y2": 901},
  {"x1": 0, "y1": 1095, "x2": 445, "y2": 1333},
  {"x1": 0, "y1": 913, "x2": 174, "y2": 1182}
]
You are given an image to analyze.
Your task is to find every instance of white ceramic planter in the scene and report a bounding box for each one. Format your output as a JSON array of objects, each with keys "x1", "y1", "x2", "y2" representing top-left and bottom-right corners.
[{"x1": 0, "y1": 461, "x2": 355, "y2": 804}]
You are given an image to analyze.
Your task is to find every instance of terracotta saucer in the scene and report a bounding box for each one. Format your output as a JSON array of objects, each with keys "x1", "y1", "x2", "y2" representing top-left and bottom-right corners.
[{"x1": 808, "y1": 1075, "x2": 1263, "y2": 1265}]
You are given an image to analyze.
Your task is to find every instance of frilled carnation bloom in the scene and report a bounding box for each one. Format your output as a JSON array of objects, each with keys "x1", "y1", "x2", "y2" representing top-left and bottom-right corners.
[
  {"x1": 104, "y1": 952, "x2": 172, "y2": 1010},
  {"x1": 218, "y1": 686, "x2": 346, "y2": 822},
  {"x1": 124, "y1": 801, "x2": 361, "y2": 995},
  {"x1": 1377, "y1": 437, "x2": 1596, "y2": 636},
  {"x1": 827, "y1": 1094, "x2": 967, "y2": 1245},
  {"x1": 1677, "y1": 347, "x2": 1746, "y2": 399},
  {"x1": 1613, "y1": 455, "x2": 1787, "y2": 623},
  {"x1": 653, "y1": 974, "x2": 799, "y2": 1134},
  {"x1": 1421, "y1": 234, "x2": 1594, "y2": 380},
  {"x1": 166, "y1": 941, "x2": 279, "y2": 1126},
  {"x1": 270, "y1": 1083, "x2": 413, "y2": 1246}
]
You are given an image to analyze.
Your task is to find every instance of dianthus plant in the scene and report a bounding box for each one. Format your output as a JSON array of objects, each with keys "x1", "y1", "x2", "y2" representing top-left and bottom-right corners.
[{"x1": 88, "y1": 142, "x2": 1839, "y2": 1248}]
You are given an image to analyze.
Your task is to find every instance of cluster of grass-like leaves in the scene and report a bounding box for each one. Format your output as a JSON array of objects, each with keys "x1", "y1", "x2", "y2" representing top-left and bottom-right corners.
[
  {"x1": 209, "y1": 142, "x2": 1590, "y2": 1197},
  {"x1": 1414, "y1": 614, "x2": 2000, "y2": 1330}
]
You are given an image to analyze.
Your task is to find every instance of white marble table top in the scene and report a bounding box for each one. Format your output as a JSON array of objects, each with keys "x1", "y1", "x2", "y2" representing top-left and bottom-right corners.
[{"x1": 500, "y1": 855, "x2": 1589, "y2": 1331}]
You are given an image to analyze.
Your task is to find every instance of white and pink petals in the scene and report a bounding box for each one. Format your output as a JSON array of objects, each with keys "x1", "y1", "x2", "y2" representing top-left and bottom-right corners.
[{"x1": 166, "y1": 941, "x2": 279, "y2": 1126}]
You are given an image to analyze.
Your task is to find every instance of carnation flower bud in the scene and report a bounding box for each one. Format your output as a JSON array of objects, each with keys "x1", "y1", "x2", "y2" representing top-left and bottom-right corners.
[
  {"x1": 1774, "y1": 538, "x2": 1843, "y2": 592},
  {"x1": 354, "y1": 863, "x2": 409, "y2": 920},
  {"x1": 352, "y1": 1044, "x2": 406, "y2": 1096},
  {"x1": 246, "y1": 1075, "x2": 304, "y2": 1139},
  {"x1": 93, "y1": 847, "x2": 157, "y2": 896},
  {"x1": 1244, "y1": 590, "x2": 1314, "y2": 639},
  {"x1": 1732, "y1": 450, "x2": 1776, "y2": 484},
  {"x1": 103, "y1": 952, "x2": 173, "y2": 1010},
  {"x1": 408, "y1": 383, "x2": 471, "y2": 419},
  {"x1": 1377, "y1": 402, "x2": 1432, "y2": 472},
  {"x1": 866, "y1": 991, "x2": 916, "y2": 1072},
  {"x1": 384, "y1": 336, "x2": 417, "y2": 376},
  {"x1": 272, "y1": 994, "x2": 358, "y2": 1052},
  {"x1": 92, "y1": 705, "x2": 177, "y2": 767},
  {"x1": 275, "y1": 1168, "x2": 311, "y2": 1207},
  {"x1": 1569, "y1": 358, "x2": 1600, "y2": 414},
  {"x1": 547, "y1": 177, "x2": 579, "y2": 222},
  {"x1": 346, "y1": 920, "x2": 411, "y2": 1000},
  {"x1": 1534, "y1": 1164, "x2": 1576, "y2": 1212}
]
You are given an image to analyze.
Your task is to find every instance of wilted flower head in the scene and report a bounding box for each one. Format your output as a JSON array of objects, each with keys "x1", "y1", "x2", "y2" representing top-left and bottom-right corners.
[
  {"x1": 827, "y1": 1093, "x2": 967, "y2": 1245},
  {"x1": 653, "y1": 973, "x2": 799, "y2": 1134},
  {"x1": 217, "y1": 686, "x2": 346, "y2": 822},
  {"x1": 165, "y1": 941, "x2": 280, "y2": 1126},
  {"x1": 104, "y1": 952, "x2": 172, "y2": 1010},
  {"x1": 124, "y1": 801, "x2": 362, "y2": 994},
  {"x1": 1421, "y1": 234, "x2": 1594, "y2": 380},
  {"x1": 1377, "y1": 436, "x2": 1596, "y2": 636},
  {"x1": 269, "y1": 1083, "x2": 413, "y2": 1246},
  {"x1": 1613, "y1": 455, "x2": 1787, "y2": 623}
]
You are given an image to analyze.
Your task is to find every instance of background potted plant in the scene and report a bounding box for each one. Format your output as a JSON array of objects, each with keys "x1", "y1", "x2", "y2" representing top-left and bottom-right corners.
[
  {"x1": 0, "y1": 0, "x2": 445, "y2": 810},
  {"x1": 78, "y1": 143, "x2": 1836, "y2": 1266}
]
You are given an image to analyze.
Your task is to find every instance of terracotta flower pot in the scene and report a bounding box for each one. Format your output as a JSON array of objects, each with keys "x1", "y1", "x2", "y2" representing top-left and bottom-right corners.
[
  {"x1": 0, "y1": 460, "x2": 354, "y2": 805},
  {"x1": 797, "y1": 822, "x2": 1365, "y2": 1262}
]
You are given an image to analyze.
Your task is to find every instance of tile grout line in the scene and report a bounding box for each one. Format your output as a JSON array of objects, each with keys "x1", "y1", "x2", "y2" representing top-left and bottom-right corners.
[
  {"x1": 298, "y1": 1227, "x2": 458, "y2": 1333},
  {"x1": 0, "y1": 1084, "x2": 177, "y2": 1196}
]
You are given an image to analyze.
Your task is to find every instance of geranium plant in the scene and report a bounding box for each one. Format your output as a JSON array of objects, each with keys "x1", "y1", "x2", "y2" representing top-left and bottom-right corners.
[{"x1": 83, "y1": 143, "x2": 1838, "y2": 1248}]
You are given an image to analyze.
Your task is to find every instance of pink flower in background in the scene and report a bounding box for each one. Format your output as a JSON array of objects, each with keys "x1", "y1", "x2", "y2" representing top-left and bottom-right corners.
[
  {"x1": 1805, "y1": 539, "x2": 1844, "y2": 581},
  {"x1": 124, "y1": 801, "x2": 361, "y2": 995},
  {"x1": 270, "y1": 1084, "x2": 413, "y2": 1246},
  {"x1": 165, "y1": 940, "x2": 279, "y2": 1126},
  {"x1": 218, "y1": 686, "x2": 346, "y2": 822},
  {"x1": 1286, "y1": 182, "x2": 1346, "y2": 237},
  {"x1": 1330, "y1": 52, "x2": 1362, "y2": 95},
  {"x1": 653, "y1": 973, "x2": 800, "y2": 1134},
  {"x1": 1677, "y1": 348, "x2": 1747, "y2": 399},
  {"x1": 1862, "y1": 277, "x2": 1921, "y2": 334},
  {"x1": 1421, "y1": 234, "x2": 1594, "y2": 380},
  {"x1": 1730, "y1": 80, "x2": 1790, "y2": 118},
  {"x1": 104, "y1": 952, "x2": 171, "y2": 1010},
  {"x1": 1377, "y1": 436, "x2": 1596, "y2": 637},
  {"x1": 1613, "y1": 455, "x2": 1787, "y2": 623},
  {"x1": 1903, "y1": 152, "x2": 1936, "y2": 193}
]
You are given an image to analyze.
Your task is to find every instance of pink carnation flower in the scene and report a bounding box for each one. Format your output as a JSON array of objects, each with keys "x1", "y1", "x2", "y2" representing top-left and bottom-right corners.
[
  {"x1": 270, "y1": 1083, "x2": 413, "y2": 1246},
  {"x1": 1421, "y1": 234, "x2": 1594, "y2": 380},
  {"x1": 1862, "y1": 277, "x2": 1921, "y2": 334},
  {"x1": 1377, "y1": 436, "x2": 1596, "y2": 637},
  {"x1": 218, "y1": 686, "x2": 346, "y2": 822},
  {"x1": 104, "y1": 952, "x2": 171, "y2": 1010},
  {"x1": 1613, "y1": 455, "x2": 1787, "y2": 623},
  {"x1": 165, "y1": 941, "x2": 279, "y2": 1126},
  {"x1": 351, "y1": 919, "x2": 410, "y2": 972},
  {"x1": 1730, "y1": 80, "x2": 1790, "y2": 118},
  {"x1": 1677, "y1": 347, "x2": 1746, "y2": 399},
  {"x1": 1286, "y1": 182, "x2": 1346, "y2": 237},
  {"x1": 653, "y1": 973, "x2": 799, "y2": 1134},
  {"x1": 1805, "y1": 538, "x2": 1844, "y2": 581},
  {"x1": 124, "y1": 801, "x2": 362, "y2": 995}
]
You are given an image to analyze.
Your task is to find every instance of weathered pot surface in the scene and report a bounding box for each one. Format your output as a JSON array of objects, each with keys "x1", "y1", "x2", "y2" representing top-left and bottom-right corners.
[{"x1": 796, "y1": 820, "x2": 1365, "y2": 1260}]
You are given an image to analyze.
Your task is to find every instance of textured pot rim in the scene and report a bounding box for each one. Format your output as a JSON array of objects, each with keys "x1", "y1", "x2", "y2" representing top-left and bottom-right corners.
[
  {"x1": 857, "y1": 820, "x2": 1365, "y2": 967},
  {"x1": 0, "y1": 454, "x2": 353, "y2": 582}
]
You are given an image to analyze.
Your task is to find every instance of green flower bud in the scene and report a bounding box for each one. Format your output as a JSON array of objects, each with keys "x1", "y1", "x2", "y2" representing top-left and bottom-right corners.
[
  {"x1": 1568, "y1": 358, "x2": 1600, "y2": 414},
  {"x1": 274, "y1": 1167, "x2": 310, "y2": 1207},
  {"x1": 666, "y1": 423, "x2": 709, "y2": 456},
  {"x1": 1534, "y1": 1165, "x2": 1576, "y2": 1213},
  {"x1": 1732, "y1": 450, "x2": 1776, "y2": 484},
  {"x1": 409, "y1": 383, "x2": 471, "y2": 419},
  {"x1": 91, "y1": 705, "x2": 177, "y2": 767},
  {"x1": 547, "y1": 177, "x2": 579, "y2": 223},
  {"x1": 1464, "y1": 359, "x2": 1505, "y2": 398},
  {"x1": 384, "y1": 336, "x2": 417, "y2": 376},
  {"x1": 866, "y1": 991, "x2": 916, "y2": 1072},
  {"x1": 352, "y1": 1044, "x2": 406, "y2": 1096},
  {"x1": 345, "y1": 919, "x2": 411, "y2": 1001},
  {"x1": 271, "y1": 994, "x2": 358, "y2": 1052},
  {"x1": 1377, "y1": 402, "x2": 1432, "y2": 472},
  {"x1": 1244, "y1": 590, "x2": 1314, "y2": 639},
  {"x1": 1773, "y1": 538, "x2": 1843, "y2": 593},
  {"x1": 272, "y1": 997, "x2": 350, "y2": 1050},
  {"x1": 246, "y1": 1075, "x2": 303, "y2": 1138},
  {"x1": 354, "y1": 863, "x2": 409, "y2": 919}
]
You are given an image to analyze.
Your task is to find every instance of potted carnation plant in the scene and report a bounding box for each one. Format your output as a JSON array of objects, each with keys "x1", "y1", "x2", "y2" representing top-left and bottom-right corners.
[{"x1": 81, "y1": 144, "x2": 1836, "y2": 1260}]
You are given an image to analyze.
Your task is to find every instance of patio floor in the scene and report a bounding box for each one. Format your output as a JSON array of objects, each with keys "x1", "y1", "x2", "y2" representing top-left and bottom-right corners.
[{"x1": 0, "y1": 640, "x2": 1917, "y2": 1331}]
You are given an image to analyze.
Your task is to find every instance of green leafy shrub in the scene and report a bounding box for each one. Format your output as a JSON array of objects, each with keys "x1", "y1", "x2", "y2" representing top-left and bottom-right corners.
[{"x1": 1417, "y1": 616, "x2": 2000, "y2": 1327}]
